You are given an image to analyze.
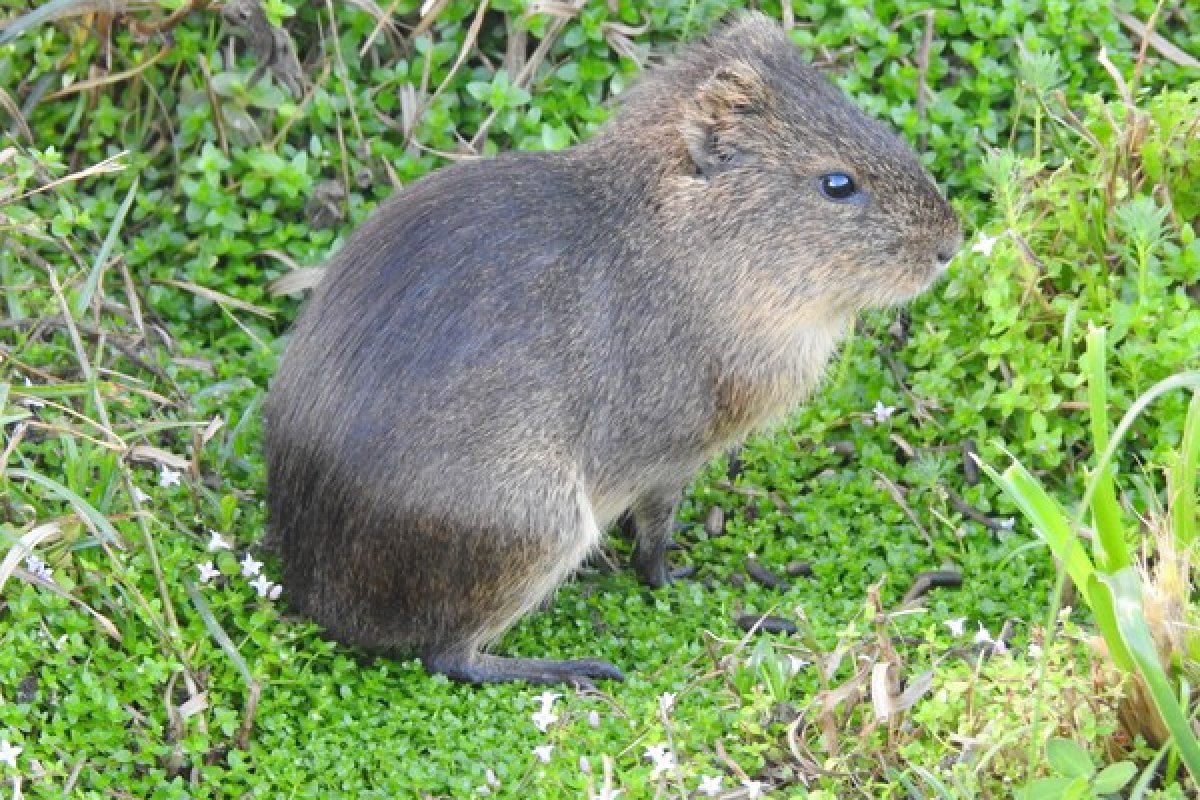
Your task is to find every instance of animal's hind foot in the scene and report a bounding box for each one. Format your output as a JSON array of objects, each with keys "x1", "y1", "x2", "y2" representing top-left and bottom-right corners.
[{"x1": 422, "y1": 650, "x2": 624, "y2": 688}]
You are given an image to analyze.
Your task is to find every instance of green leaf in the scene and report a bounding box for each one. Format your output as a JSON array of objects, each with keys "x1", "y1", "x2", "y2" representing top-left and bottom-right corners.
[
  {"x1": 1081, "y1": 326, "x2": 1129, "y2": 572},
  {"x1": 1092, "y1": 761, "x2": 1136, "y2": 794},
  {"x1": 73, "y1": 175, "x2": 138, "y2": 320},
  {"x1": 982, "y1": 453, "x2": 1096, "y2": 596},
  {"x1": 1170, "y1": 390, "x2": 1199, "y2": 550},
  {"x1": 1045, "y1": 738, "x2": 1094, "y2": 780},
  {"x1": 1022, "y1": 777, "x2": 1085, "y2": 800}
]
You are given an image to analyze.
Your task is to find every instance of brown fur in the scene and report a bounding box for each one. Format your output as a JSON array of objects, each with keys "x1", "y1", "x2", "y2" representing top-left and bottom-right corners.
[{"x1": 265, "y1": 12, "x2": 961, "y2": 686}]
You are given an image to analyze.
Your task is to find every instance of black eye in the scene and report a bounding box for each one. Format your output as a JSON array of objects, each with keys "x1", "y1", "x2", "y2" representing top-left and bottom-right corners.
[{"x1": 819, "y1": 172, "x2": 859, "y2": 201}]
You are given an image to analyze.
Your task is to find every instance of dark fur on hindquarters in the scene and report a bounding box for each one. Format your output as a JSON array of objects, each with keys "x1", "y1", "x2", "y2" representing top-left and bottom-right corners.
[{"x1": 265, "y1": 12, "x2": 962, "y2": 686}]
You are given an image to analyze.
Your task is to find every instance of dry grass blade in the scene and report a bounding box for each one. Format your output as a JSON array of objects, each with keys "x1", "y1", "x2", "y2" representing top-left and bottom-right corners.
[
  {"x1": 268, "y1": 267, "x2": 325, "y2": 296},
  {"x1": 162, "y1": 278, "x2": 275, "y2": 318},
  {"x1": 45, "y1": 43, "x2": 173, "y2": 101},
  {"x1": 4, "y1": 152, "x2": 127, "y2": 206},
  {"x1": 127, "y1": 444, "x2": 189, "y2": 471},
  {"x1": 0, "y1": 0, "x2": 155, "y2": 46},
  {"x1": 1114, "y1": 8, "x2": 1199, "y2": 69},
  {"x1": 0, "y1": 87, "x2": 34, "y2": 144}
]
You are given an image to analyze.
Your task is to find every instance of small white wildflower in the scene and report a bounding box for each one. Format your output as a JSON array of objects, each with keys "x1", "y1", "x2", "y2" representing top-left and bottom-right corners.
[
  {"x1": 22, "y1": 377, "x2": 44, "y2": 409},
  {"x1": 698, "y1": 775, "x2": 724, "y2": 796},
  {"x1": 993, "y1": 638, "x2": 1009, "y2": 655},
  {"x1": 25, "y1": 554, "x2": 52, "y2": 581},
  {"x1": 659, "y1": 691, "x2": 676, "y2": 713},
  {"x1": 159, "y1": 465, "x2": 182, "y2": 488},
  {"x1": 197, "y1": 561, "x2": 221, "y2": 584},
  {"x1": 132, "y1": 485, "x2": 151, "y2": 503},
  {"x1": 0, "y1": 738, "x2": 21, "y2": 768},
  {"x1": 650, "y1": 751, "x2": 677, "y2": 779},
  {"x1": 872, "y1": 400, "x2": 897, "y2": 422},
  {"x1": 644, "y1": 744, "x2": 671, "y2": 764},
  {"x1": 1028, "y1": 642, "x2": 1043, "y2": 659},
  {"x1": 250, "y1": 574, "x2": 273, "y2": 597},
  {"x1": 535, "y1": 691, "x2": 561, "y2": 710},
  {"x1": 207, "y1": 531, "x2": 232, "y2": 551},
  {"x1": 944, "y1": 617, "x2": 967, "y2": 638},
  {"x1": 240, "y1": 553, "x2": 263, "y2": 577},
  {"x1": 998, "y1": 517, "x2": 1016, "y2": 531},
  {"x1": 973, "y1": 623, "x2": 994, "y2": 645},
  {"x1": 587, "y1": 710, "x2": 601, "y2": 728},
  {"x1": 268, "y1": 583, "x2": 283, "y2": 600},
  {"x1": 972, "y1": 232, "x2": 999, "y2": 256},
  {"x1": 787, "y1": 655, "x2": 810, "y2": 675},
  {"x1": 531, "y1": 707, "x2": 558, "y2": 732},
  {"x1": 579, "y1": 755, "x2": 591, "y2": 774},
  {"x1": 485, "y1": 768, "x2": 499, "y2": 787},
  {"x1": 532, "y1": 744, "x2": 554, "y2": 764},
  {"x1": 741, "y1": 778, "x2": 766, "y2": 798},
  {"x1": 590, "y1": 788, "x2": 622, "y2": 800}
]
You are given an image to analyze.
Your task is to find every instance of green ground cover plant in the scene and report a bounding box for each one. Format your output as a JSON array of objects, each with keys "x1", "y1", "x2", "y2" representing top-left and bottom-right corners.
[{"x1": 0, "y1": 0, "x2": 1197, "y2": 797}]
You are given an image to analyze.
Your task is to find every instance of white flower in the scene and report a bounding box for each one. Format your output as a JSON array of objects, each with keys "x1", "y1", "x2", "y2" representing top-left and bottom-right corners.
[
  {"x1": 972, "y1": 232, "x2": 1000, "y2": 256},
  {"x1": 944, "y1": 617, "x2": 967, "y2": 637},
  {"x1": 644, "y1": 744, "x2": 676, "y2": 778},
  {"x1": 579, "y1": 756, "x2": 591, "y2": 774},
  {"x1": 532, "y1": 744, "x2": 554, "y2": 763},
  {"x1": 207, "y1": 531, "x2": 232, "y2": 551},
  {"x1": 22, "y1": 377, "x2": 44, "y2": 409},
  {"x1": 993, "y1": 638, "x2": 1009, "y2": 655},
  {"x1": 268, "y1": 583, "x2": 283, "y2": 600},
  {"x1": 659, "y1": 692, "x2": 676, "y2": 713},
  {"x1": 531, "y1": 707, "x2": 558, "y2": 732},
  {"x1": 132, "y1": 486, "x2": 151, "y2": 503},
  {"x1": 0, "y1": 738, "x2": 21, "y2": 768},
  {"x1": 644, "y1": 744, "x2": 670, "y2": 763},
  {"x1": 240, "y1": 553, "x2": 263, "y2": 577},
  {"x1": 587, "y1": 710, "x2": 601, "y2": 728},
  {"x1": 698, "y1": 775, "x2": 724, "y2": 796},
  {"x1": 973, "y1": 624, "x2": 994, "y2": 645},
  {"x1": 998, "y1": 517, "x2": 1016, "y2": 531},
  {"x1": 741, "y1": 778, "x2": 766, "y2": 798},
  {"x1": 531, "y1": 691, "x2": 561, "y2": 731},
  {"x1": 650, "y1": 752, "x2": 677, "y2": 778},
  {"x1": 159, "y1": 465, "x2": 182, "y2": 488},
  {"x1": 485, "y1": 768, "x2": 499, "y2": 787},
  {"x1": 590, "y1": 788, "x2": 622, "y2": 800},
  {"x1": 25, "y1": 554, "x2": 52, "y2": 581},
  {"x1": 197, "y1": 562, "x2": 221, "y2": 583},
  {"x1": 250, "y1": 574, "x2": 274, "y2": 597},
  {"x1": 872, "y1": 401, "x2": 897, "y2": 422},
  {"x1": 787, "y1": 655, "x2": 810, "y2": 675}
]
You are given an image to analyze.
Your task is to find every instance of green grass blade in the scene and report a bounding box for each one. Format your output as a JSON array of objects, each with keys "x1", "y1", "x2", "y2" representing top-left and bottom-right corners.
[
  {"x1": 1100, "y1": 568, "x2": 1200, "y2": 783},
  {"x1": 72, "y1": 175, "x2": 139, "y2": 319},
  {"x1": 6, "y1": 468, "x2": 122, "y2": 545},
  {"x1": 1171, "y1": 390, "x2": 1200, "y2": 550},
  {"x1": 1082, "y1": 326, "x2": 1129, "y2": 571},
  {"x1": 1080, "y1": 371, "x2": 1200, "y2": 529},
  {"x1": 1086, "y1": 574, "x2": 1135, "y2": 671},
  {"x1": 979, "y1": 454, "x2": 1096, "y2": 593}
]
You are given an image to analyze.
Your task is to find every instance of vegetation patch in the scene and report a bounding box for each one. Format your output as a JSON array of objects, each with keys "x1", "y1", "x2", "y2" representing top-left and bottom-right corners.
[{"x1": 0, "y1": 0, "x2": 1197, "y2": 797}]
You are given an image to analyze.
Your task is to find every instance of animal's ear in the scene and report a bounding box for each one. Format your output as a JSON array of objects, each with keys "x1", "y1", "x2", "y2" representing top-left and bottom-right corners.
[{"x1": 681, "y1": 63, "x2": 766, "y2": 178}]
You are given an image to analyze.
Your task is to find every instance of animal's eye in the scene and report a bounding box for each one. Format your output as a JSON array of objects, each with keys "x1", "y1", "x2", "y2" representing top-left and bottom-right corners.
[{"x1": 819, "y1": 172, "x2": 859, "y2": 201}]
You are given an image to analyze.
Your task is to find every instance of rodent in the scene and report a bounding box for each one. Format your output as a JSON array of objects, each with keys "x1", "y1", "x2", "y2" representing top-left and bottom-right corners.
[{"x1": 265, "y1": 12, "x2": 961, "y2": 686}]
